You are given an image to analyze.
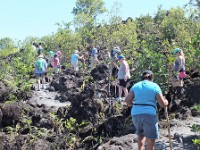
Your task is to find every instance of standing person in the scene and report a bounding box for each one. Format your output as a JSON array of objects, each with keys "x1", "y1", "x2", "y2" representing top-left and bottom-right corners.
[
  {"x1": 51, "y1": 54, "x2": 60, "y2": 74},
  {"x1": 56, "y1": 46, "x2": 62, "y2": 63},
  {"x1": 173, "y1": 48, "x2": 186, "y2": 87},
  {"x1": 91, "y1": 46, "x2": 99, "y2": 69},
  {"x1": 48, "y1": 50, "x2": 55, "y2": 66},
  {"x1": 37, "y1": 43, "x2": 43, "y2": 56},
  {"x1": 117, "y1": 55, "x2": 131, "y2": 101},
  {"x1": 71, "y1": 50, "x2": 83, "y2": 71},
  {"x1": 35, "y1": 54, "x2": 48, "y2": 90},
  {"x1": 125, "y1": 70, "x2": 169, "y2": 150}
]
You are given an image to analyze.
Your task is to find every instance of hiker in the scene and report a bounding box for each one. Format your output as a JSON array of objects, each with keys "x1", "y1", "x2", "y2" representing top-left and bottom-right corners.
[
  {"x1": 56, "y1": 46, "x2": 62, "y2": 63},
  {"x1": 125, "y1": 70, "x2": 169, "y2": 150},
  {"x1": 117, "y1": 55, "x2": 130, "y2": 101},
  {"x1": 37, "y1": 43, "x2": 43, "y2": 56},
  {"x1": 35, "y1": 54, "x2": 48, "y2": 90},
  {"x1": 90, "y1": 45, "x2": 99, "y2": 69},
  {"x1": 51, "y1": 54, "x2": 60, "y2": 74},
  {"x1": 173, "y1": 48, "x2": 186, "y2": 87},
  {"x1": 111, "y1": 46, "x2": 121, "y2": 61},
  {"x1": 32, "y1": 42, "x2": 36, "y2": 51},
  {"x1": 71, "y1": 50, "x2": 83, "y2": 71},
  {"x1": 110, "y1": 46, "x2": 121, "y2": 77},
  {"x1": 48, "y1": 50, "x2": 55, "y2": 66}
]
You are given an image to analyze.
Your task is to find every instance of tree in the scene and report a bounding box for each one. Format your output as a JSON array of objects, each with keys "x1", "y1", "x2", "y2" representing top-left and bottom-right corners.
[{"x1": 0, "y1": 37, "x2": 15, "y2": 50}]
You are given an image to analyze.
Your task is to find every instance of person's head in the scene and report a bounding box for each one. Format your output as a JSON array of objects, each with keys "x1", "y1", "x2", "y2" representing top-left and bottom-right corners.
[
  {"x1": 118, "y1": 55, "x2": 125, "y2": 62},
  {"x1": 54, "y1": 54, "x2": 58, "y2": 58},
  {"x1": 173, "y1": 48, "x2": 182, "y2": 56},
  {"x1": 74, "y1": 50, "x2": 79, "y2": 54},
  {"x1": 142, "y1": 70, "x2": 154, "y2": 81}
]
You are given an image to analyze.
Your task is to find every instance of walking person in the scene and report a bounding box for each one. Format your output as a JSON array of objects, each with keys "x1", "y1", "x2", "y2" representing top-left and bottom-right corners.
[
  {"x1": 37, "y1": 43, "x2": 43, "y2": 56},
  {"x1": 35, "y1": 54, "x2": 48, "y2": 90},
  {"x1": 51, "y1": 54, "x2": 60, "y2": 74},
  {"x1": 117, "y1": 55, "x2": 130, "y2": 101},
  {"x1": 90, "y1": 45, "x2": 99, "y2": 69},
  {"x1": 71, "y1": 50, "x2": 83, "y2": 71},
  {"x1": 125, "y1": 70, "x2": 169, "y2": 150},
  {"x1": 173, "y1": 48, "x2": 186, "y2": 87}
]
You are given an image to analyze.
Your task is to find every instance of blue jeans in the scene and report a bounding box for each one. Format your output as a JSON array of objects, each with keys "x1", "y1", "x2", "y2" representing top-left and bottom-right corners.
[{"x1": 132, "y1": 114, "x2": 159, "y2": 139}]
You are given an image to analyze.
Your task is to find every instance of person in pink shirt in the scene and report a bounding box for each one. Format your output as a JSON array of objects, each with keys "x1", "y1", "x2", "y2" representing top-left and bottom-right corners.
[
  {"x1": 51, "y1": 54, "x2": 60, "y2": 74},
  {"x1": 56, "y1": 46, "x2": 62, "y2": 63}
]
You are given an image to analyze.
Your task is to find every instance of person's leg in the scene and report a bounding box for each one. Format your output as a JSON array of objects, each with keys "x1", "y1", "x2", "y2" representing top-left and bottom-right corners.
[
  {"x1": 118, "y1": 85, "x2": 123, "y2": 98},
  {"x1": 37, "y1": 78, "x2": 40, "y2": 90},
  {"x1": 138, "y1": 135, "x2": 146, "y2": 150},
  {"x1": 146, "y1": 138, "x2": 155, "y2": 150},
  {"x1": 91, "y1": 57, "x2": 94, "y2": 69},
  {"x1": 143, "y1": 114, "x2": 158, "y2": 150},
  {"x1": 122, "y1": 87, "x2": 129, "y2": 97},
  {"x1": 41, "y1": 74, "x2": 45, "y2": 89}
]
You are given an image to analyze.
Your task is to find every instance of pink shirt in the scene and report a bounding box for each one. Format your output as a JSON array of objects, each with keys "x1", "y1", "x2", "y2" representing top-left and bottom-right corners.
[
  {"x1": 57, "y1": 50, "x2": 62, "y2": 57},
  {"x1": 52, "y1": 57, "x2": 59, "y2": 67}
]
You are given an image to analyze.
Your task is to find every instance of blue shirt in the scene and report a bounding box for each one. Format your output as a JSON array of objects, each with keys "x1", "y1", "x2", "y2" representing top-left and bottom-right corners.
[
  {"x1": 35, "y1": 58, "x2": 47, "y2": 74},
  {"x1": 71, "y1": 53, "x2": 79, "y2": 63},
  {"x1": 91, "y1": 48, "x2": 98, "y2": 57},
  {"x1": 130, "y1": 80, "x2": 162, "y2": 116},
  {"x1": 112, "y1": 48, "x2": 121, "y2": 58}
]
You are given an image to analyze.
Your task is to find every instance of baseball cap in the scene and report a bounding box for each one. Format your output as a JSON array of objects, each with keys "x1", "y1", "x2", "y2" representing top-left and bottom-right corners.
[
  {"x1": 118, "y1": 55, "x2": 125, "y2": 60},
  {"x1": 173, "y1": 48, "x2": 181, "y2": 55}
]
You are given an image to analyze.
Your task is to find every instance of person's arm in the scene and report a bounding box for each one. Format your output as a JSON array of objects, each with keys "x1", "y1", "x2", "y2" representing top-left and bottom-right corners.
[
  {"x1": 156, "y1": 94, "x2": 168, "y2": 108},
  {"x1": 123, "y1": 62, "x2": 129, "y2": 81},
  {"x1": 177, "y1": 56, "x2": 183, "y2": 72},
  {"x1": 125, "y1": 91, "x2": 134, "y2": 107}
]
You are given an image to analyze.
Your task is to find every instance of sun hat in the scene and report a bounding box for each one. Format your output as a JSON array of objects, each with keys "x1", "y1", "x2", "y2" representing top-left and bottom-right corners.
[
  {"x1": 38, "y1": 54, "x2": 44, "y2": 58},
  {"x1": 118, "y1": 55, "x2": 125, "y2": 60},
  {"x1": 173, "y1": 48, "x2": 181, "y2": 55},
  {"x1": 74, "y1": 50, "x2": 79, "y2": 54}
]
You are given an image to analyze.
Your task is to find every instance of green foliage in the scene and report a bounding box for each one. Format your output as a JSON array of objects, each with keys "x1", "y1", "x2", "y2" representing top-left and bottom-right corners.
[
  {"x1": 193, "y1": 104, "x2": 200, "y2": 112},
  {"x1": 192, "y1": 138, "x2": 200, "y2": 148}
]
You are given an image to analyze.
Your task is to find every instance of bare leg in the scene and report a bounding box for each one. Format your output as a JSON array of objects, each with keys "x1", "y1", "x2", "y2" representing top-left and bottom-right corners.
[
  {"x1": 138, "y1": 135, "x2": 146, "y2": 150},
  {"x1": 37, "y1": 78, "x2": 40, "y2": 90},
  {"x1": 118, "y1": 85, "x2": 123, "y2": 98},
  {"x1": 41, "y1": 76, "x2": 45, "y2": 88},
  {"x1": 146, "y1": 138, "x2": 155, "y2": 150},
  {"x1": 122, "y1": 87, "x2": 128, "y2": 97}
]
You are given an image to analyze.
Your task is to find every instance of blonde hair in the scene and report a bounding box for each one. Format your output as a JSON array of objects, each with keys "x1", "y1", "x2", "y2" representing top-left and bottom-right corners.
[{"x1": 179, "y1": 49, "x2": 185, "y2": 64}]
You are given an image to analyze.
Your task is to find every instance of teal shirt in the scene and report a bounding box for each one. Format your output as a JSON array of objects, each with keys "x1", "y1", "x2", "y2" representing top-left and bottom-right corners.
[{"x1": 130, "y1": 80, "x2": 162, "y2": 116}]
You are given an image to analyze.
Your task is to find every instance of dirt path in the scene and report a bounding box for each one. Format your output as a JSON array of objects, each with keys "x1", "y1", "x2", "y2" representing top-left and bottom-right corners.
[{"x1": 28, "y1": 82, "x2": 70, "y2": 110}]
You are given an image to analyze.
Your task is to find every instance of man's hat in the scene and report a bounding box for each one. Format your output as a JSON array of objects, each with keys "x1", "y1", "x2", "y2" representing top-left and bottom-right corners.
[
  {"x1": 38, "y1": 54, "x2": 44, "y2": 58},
  {"x1": 118, "y1": 55, "x2": 125, "y2": 60}
]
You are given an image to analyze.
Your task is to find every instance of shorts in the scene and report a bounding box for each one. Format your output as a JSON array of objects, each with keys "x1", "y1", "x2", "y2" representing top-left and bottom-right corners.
[
  {"x1": 71, "y1": 62, "x2": 79, "y2": 71},
  {"x1": 119, "y1": 79, "x2": 129, "y2": 87},
  {"x1": 36, "y1": 73, "x2": 45, "y2": 78},
  {"x1": 132, "y1": 114, "x2": 159, "y2": 139},
  {"x1": 53, "y1": 67, "x2": 59, "y2": 73}
]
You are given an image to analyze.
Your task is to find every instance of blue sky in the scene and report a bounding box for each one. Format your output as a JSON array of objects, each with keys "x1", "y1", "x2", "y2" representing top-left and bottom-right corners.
[{"x1": 0, "y1": 0, "x2": 189, "y2": 41}]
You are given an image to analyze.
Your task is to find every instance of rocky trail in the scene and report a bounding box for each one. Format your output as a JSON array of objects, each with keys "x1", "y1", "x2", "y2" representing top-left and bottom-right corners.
[
  {"x1": 28, "y1": 82, "x2": 70, "y2": 111},
  {"x1": 0, "y1": 66, "x2": 199, "y2": 150}
]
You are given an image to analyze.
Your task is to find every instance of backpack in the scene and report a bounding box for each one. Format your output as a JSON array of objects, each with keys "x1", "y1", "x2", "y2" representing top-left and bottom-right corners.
[{"x1": 37, "y1": 59, "x2": 43, "y2": 71}]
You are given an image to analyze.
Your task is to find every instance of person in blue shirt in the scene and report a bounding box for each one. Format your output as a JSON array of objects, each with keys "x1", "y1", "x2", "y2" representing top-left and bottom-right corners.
[
  {"x1": 35, "y1": 54, "x2": 48, "y2": 90},
  {"x1": 125, "y1": 70, "x2": 168, "y2": 150},
  {"x1": 91, "y1": 46, "x2": 99, "y2": 69},
  {"x1": 71, "y1": 50, "x2": 83, "y2": 71}
]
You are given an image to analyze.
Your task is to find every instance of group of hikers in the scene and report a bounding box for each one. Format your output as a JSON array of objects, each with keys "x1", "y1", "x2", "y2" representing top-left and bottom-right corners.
[{"x1": 33, "y1": 42, "x2": 186, "y2": 150}]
